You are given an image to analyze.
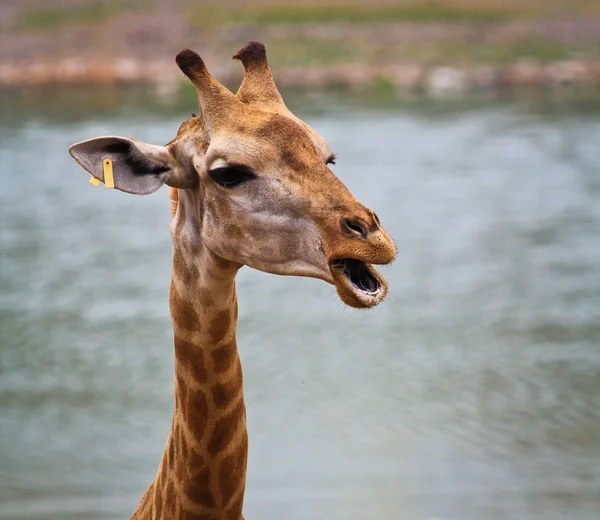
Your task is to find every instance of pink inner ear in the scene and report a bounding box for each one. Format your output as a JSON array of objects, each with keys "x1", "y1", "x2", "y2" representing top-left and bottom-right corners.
[
  {"x1": 69, "y1": 136, "x2": 170, "y2": 196},
  {"x1": 111, "y1": 160, "x2": 166, "y2": 195}
]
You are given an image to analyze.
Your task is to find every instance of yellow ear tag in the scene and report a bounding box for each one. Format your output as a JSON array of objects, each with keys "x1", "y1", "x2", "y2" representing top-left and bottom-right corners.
[
  {"x1": 103, "y1": 158, "x2": 114, "y2": 189},
  {"x1": 89, "y1": 176, "x2": 100, "y2": 186}
]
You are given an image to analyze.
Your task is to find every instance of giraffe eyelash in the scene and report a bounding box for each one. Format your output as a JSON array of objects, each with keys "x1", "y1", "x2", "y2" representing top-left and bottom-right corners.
[{"x1": 326, "y1": 154, "x2": 337, "y2": 166}]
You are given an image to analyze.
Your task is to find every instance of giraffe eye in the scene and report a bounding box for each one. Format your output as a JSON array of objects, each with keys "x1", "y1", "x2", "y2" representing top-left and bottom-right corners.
[{"x1": 208, "y1": 166, "x2": 255, "y2": 188}]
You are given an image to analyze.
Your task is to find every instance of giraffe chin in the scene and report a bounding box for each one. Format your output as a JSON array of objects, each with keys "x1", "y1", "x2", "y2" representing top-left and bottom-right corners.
[{"x1": 330, "y1": 259, "x2": 388, "y2": 309}]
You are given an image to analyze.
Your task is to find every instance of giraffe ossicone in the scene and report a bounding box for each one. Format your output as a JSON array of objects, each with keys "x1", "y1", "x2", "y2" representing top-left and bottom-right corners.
[{"x1": 69, "y1": 41, "x2": 396, "y2": 519}]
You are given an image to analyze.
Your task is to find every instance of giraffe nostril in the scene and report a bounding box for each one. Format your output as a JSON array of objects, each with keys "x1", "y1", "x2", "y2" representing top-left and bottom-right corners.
[{"x1": 341, "y1": 217, "x2": 368, "y2": 238}]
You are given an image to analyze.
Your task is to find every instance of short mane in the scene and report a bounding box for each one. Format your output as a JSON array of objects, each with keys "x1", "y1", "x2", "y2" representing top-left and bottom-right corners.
[{"x1": 169, "y1": 187, "x2": 178, "y2": 216}]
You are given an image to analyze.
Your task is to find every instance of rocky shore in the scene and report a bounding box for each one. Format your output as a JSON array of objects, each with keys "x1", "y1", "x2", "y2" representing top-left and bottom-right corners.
[{"x1": 2, "y1": 57, "x2": 599, "y2": 97}]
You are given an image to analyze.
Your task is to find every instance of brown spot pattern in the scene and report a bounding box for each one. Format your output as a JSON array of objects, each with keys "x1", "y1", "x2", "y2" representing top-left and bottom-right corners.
[
  {"x1": 212, "y1": 379, "x2": 239, "y2": 410},
  {"x1": 208, "y1": 399, "x2": 245, "y2": 454},
  {"x1": 167, "y1": 437, "x2": 176, "y2": 468},
  {"x1": 173, "y1": 248, "x2": 195, "y2": 286},
  {"x1": 176, "y1": 424, "x2": 189, "y2": 470},
  {"x1": 209, "y1": 310, "x2": 231, "y2": 342},
  {"x1": 198, "y1": 287, "x2": 214, "y2": 307},
  {"x1": 223, "y1": 223, "x2": 241, "y2": 240},
  {"x1": 219, "y1": 432, "x2": 248, "y2": 510},
  {"x1": 176, "y1": 374, "x2": 189, "y2": 415},
  {"x1": 184, "y1": 454, "x2": 216, "y2": 508},
  {"x1": 153, "y1": 487, "x2": 163, "y2": 518},
  {"x1": 211, "y1": 340, "x2": 237, "y2": 373},
  {"x1": 226, "y1": 494, "x2": 245, "y2": 519},
  {"x1": 280, "y1": 148, "x2": 307, "y2": 172},
  {"x1": 187, "y1": 390, "x2": 210, "y2": 440},
  {"x1": 217, "y1": 201, "x2": 233, "y2": 220},
  {"x1": 170, "y1": 284, "x2": 202, "y2": 332},
  {"x1": 174, "y1": 338, "x2": 206, "y2": 380},
  {"x1": 256, "y1": 114, "x2": 310, "y2": 149},
  {"x1": 165, "y1": 479, "x2": 177, "y2": 510}
]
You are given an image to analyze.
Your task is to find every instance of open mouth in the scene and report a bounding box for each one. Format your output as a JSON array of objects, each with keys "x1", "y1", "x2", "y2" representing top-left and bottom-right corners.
[
  {"x1": 332, "y1": 258, "x2": 381, "y2": 293},
  {"x1": 330, "y1": 258, "x2": 387, "y2": 308}
]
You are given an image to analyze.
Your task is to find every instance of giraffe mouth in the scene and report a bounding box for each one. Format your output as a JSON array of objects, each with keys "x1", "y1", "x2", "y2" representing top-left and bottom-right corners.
[{"x1": 330, "y1": 258, "x2": 387, "y2": 308}]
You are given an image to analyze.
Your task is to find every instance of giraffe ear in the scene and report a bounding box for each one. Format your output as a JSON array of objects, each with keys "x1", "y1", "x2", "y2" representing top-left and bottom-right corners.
[{"x1": 69, "y1": 136, "x2": 197, "y2": 195}]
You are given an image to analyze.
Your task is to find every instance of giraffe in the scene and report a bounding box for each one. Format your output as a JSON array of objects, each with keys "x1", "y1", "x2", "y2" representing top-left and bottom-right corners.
[{"x1": 69, "y1": 42, "x2": 396, "y2": 520}]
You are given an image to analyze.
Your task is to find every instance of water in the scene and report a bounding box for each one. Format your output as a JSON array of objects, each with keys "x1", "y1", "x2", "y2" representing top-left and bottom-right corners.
[{"x1": 1, "y1": 89, "x2": 599, "y2": 520}]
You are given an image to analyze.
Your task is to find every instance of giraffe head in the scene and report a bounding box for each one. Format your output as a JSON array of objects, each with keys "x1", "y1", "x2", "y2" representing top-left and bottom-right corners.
[{"x1": 69, "y1": 42, "x2": 396, "y2": 308}]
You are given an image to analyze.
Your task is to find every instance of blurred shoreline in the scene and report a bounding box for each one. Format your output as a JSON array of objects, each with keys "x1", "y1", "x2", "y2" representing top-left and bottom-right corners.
[
  {"x1": 1, "y1": 2, "x2": 600, "y2": 95},
  {"x1": 2, "y1": 55, "x2": 599, "y2": 96}
]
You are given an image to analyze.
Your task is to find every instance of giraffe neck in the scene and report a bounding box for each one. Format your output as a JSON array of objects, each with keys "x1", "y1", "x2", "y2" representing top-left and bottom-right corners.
[{"x1": 132, "y1": 213, "x2": 247, "y2": 520}]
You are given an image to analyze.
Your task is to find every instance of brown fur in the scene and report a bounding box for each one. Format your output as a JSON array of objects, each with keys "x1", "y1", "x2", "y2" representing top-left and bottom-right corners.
[
  {"x1": 232, "y1": 41, "x2": 268, "y2": 70},
  {"x1": 170, "y1": 187, "x2": 179, "y2": 216}
]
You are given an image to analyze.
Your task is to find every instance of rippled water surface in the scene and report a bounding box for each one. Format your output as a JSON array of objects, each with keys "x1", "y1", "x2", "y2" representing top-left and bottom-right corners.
[{"x1": 1, "y1": 90, "x2": 599, "y2": 520}]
